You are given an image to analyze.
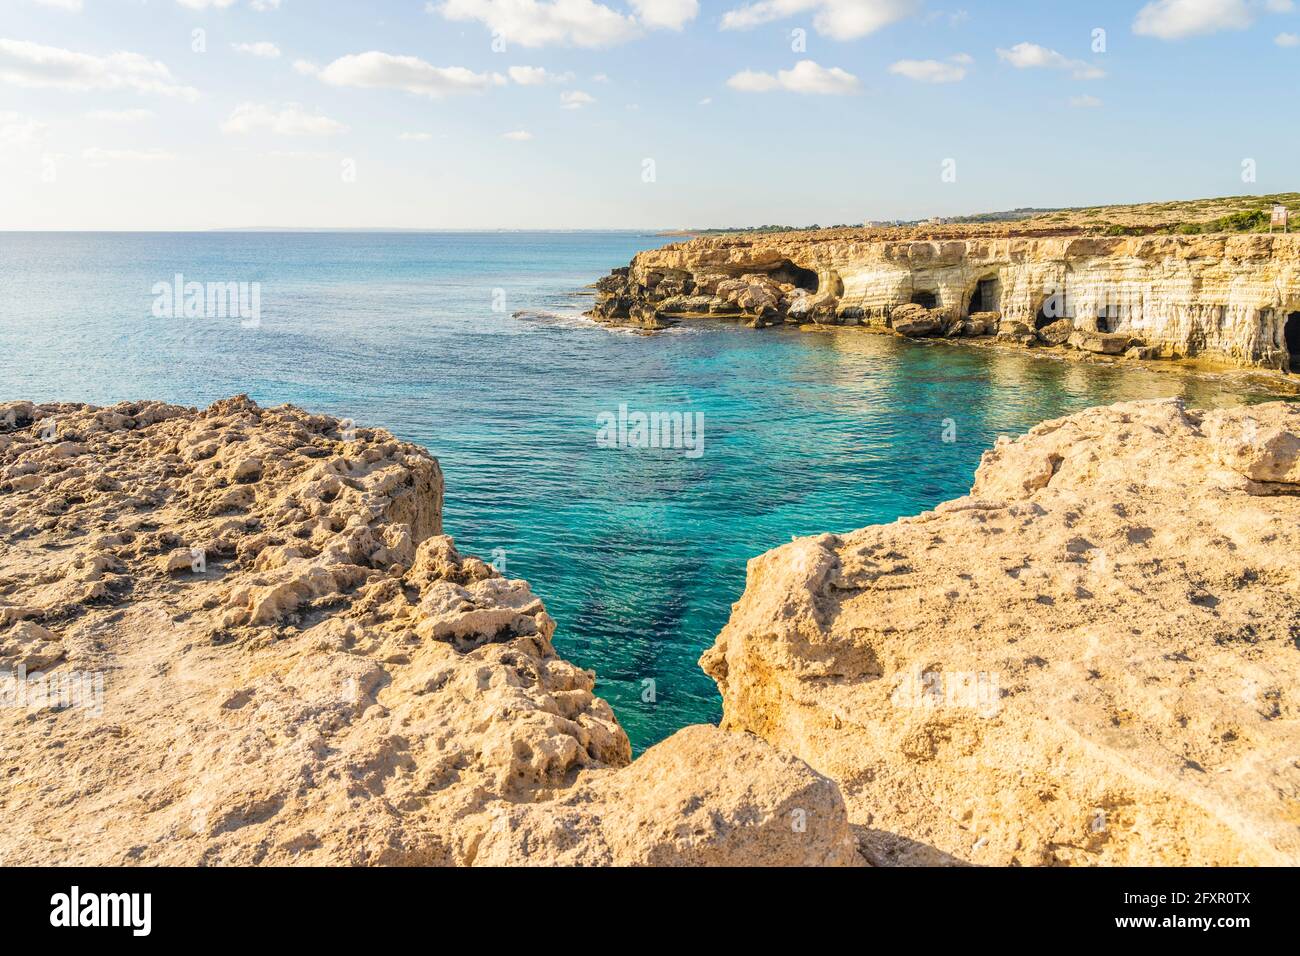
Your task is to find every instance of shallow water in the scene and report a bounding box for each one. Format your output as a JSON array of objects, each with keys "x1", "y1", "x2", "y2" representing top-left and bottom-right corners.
[{"x1": 0, "y1": 231, "x2": 1289, "y2": 751}]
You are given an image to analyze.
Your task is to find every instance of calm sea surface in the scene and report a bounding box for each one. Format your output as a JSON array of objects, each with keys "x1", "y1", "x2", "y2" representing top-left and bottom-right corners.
[{"x1": 0, "y1": 231, "x2": 1287, "y2": 750}]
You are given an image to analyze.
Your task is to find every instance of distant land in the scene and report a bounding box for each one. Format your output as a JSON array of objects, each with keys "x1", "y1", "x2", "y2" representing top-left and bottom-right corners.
[{"x1": 661, "y1": 192, "x2": 1300, "y2": 238}]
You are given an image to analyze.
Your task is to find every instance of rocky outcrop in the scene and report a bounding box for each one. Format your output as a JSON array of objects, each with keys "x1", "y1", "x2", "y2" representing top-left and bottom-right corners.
[
  {"x1": 10, "y1": 393, "x2": 1297, "y2": 867},
  {"x1": 888, "y1": 303, "x2": 945, "y2": 338},
  {"x1": 1069, "y1": 329, "x2": 1131, "y2": 355},
  {"x1": 591, "y1": 231, "x2": 1300, "y2": 370},
  {"x1": 702, "y1": 398, "x2": 1300, "y2": 865},
  {"x1": 0, "y1": 397, "x2": 857, "y2": 866}
]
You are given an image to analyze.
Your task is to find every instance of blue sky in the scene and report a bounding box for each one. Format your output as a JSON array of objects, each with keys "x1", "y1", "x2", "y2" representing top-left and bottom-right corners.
[{"x1": 2, "y1": 0, "x2": 1298, "y2": 228}]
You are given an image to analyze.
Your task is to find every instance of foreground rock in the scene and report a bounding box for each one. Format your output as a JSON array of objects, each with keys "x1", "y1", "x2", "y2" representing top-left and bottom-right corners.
[
  {"x1": 0, "y1": 397, "x2": 856, "y2": 866},
  {"x1": 703, "y1": 398, "x2": 1300, "y2": 866}
]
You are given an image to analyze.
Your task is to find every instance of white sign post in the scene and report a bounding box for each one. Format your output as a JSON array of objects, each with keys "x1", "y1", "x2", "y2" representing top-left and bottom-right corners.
[{"x1": 1271, "y1": 205, "x2": 1289, "y2": 233}]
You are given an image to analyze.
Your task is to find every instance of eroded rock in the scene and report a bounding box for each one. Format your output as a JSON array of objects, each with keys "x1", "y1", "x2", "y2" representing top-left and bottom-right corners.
[
  {"x1": 891, "y1": 304, "x2": 945, "y2": 337},
  {"x1": 1037, "y1": 318, "x2": 1075, "y2": 346},
  {"x1": 587, "y1": 230, "x2": 1300, "y2": 368},
  {"x1": 1069, "y1": 330, "x2": 1131, "y2": 355},
  {"x1": 0, "y1": 396, "x2": 855, "y2": 866},
  {"x1": 702, "y1": 398, "x2": 1300, "y2": 866}
]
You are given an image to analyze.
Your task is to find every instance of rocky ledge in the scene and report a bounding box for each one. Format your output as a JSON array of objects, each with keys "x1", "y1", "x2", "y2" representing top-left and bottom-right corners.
[
  {"x1": 590, "y1": 232, "x2": 1300, "y2": 371},
  {"x1": 0, "y1": 397, "x2": 856, "y2": 866},
  {"x1": 4, "y1": 394, "x2": 1297, "y2": 867},
  {"x1": 703, "y1": 397, "x2": 1300, "y2": 865}
]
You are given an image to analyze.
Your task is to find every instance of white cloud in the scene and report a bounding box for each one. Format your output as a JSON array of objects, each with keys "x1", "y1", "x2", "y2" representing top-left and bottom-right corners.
[
  {"x1": 221, "y1": 102, "x2": 347, "y2": 135},
  {"x1": 727, "y1": 70, "x2": 777, "y2": 92},
  {"x1": 727, "y1": 59, "x2": 859, "y2": 94},
  {"x1": 1275, "y1": 30, "x2": 1300, "y2": 45},
  {"x1": 232, "y1": 41, "x2": 281, "y2": 58},
  {"x1": 176, "y1": 0, "x2": 239, "y2": 8},
  {"x1": 316, "y1": 51, "x2": 505, "y2": 97},
  {"x1": 435, "y1": 0, "x2": 641, "y2": 47},
  {"x1": 0, "y1": 111, "x2": 47, "y2": 148},
  {"x1": 0, "y1": 38, "x2": 199, "y2": 99},
  {"x1": 82, "y1": 147, "x2": 177, "y2": 166},
  {"x1": 560, "y1": 89, "x2": 595, "y2": 108},
  {"x1": 629, "y1": 0, "x2": 699, "y2": 30},
  {"x1": 32, "y1": 0, "x2": 84, "y2": 11},
  {"x1": 721, "y1": 0, "x2": 918, "y2": 40},
  {"x1": 86, "y1": 108, "x2": 155, "y2": 122},
  {"x1": 293, "y1": 59, "x2": 319, "y2": 75},
  {"x1": 728, "y1": 59, "x2": 857, "y2": 94},
  {"x1": 996, "y1": 42, "x2": 1105, "y2": 79},
  {"x1": 1070, "y1": 94, "x2": 1103, "y2": 108},
  {"x1": 888, "y1": 54, "x2": 971, "y2": 83},
  {"x1": 399, "y1": 131, "x2": 434, "y2": 141},
  {"x1": 250, "y1": 0, "x2": 282, "y2": 9},
  {"x1": 698, "y1": 96, "x2": 712, "y2": 105},
  {"x1": 508, "y1": 65, "x2": 573, "y2": 84},
  {"x1": 1133, "y1": 0, "x2": 1292, "y2": 40},
  {"x1": 264, "y1": 149, "x2": 332, "y2": 159},
  {"x1": 503, "y1": 129, "x2": 534, "y2": 140}
]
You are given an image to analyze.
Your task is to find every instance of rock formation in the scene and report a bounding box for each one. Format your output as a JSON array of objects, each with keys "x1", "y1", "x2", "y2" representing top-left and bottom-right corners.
[
  {"x1": 0, "y1": 397, "x2": 857, "y2": 866},
  {"x1": 590, "y1": 231, "x2": 1300, "y2": 370},
  {"x1": 6, "y1": 393, "x2": 1298, "y2": 867},
  {"x1": 702, "y1": 398, "x2": 1300, "y2": 866}
]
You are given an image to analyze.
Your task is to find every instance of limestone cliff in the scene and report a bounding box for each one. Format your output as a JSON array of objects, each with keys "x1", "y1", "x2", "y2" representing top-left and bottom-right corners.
[
  {"x1": 591, "y1": 232, "x2": 1300, "y2": 370},
  {"x1": 0, "y1": 397, "x2": 857, "y2": 866},
  {"x1": 702, "y1": 398, "x2": 1300, "y2": 866}
]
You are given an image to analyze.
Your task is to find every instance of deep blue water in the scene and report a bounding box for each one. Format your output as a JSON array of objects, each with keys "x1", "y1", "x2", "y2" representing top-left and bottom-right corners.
[{"x1": 0, "y1": 231, "x2": 1285, "y2": 750}]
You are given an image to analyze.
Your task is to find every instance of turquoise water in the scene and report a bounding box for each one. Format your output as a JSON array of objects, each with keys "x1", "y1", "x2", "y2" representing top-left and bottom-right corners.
[{"x1": 0, "y1": 231, "x2": 1286, "y2": 751}]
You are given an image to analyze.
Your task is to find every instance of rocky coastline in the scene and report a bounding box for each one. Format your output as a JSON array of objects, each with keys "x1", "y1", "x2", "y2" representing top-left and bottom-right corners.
[
  {"x1": 2, "y1": 394, "x2": 1297, "y2": 866},
  {"x1": 590, "y1": 230, "x2": 1300, "y2": 373},
  {"x1": 0, "y1": 397, "x2": 856, "y2": 866},
  {"x1": 703, "y1": 397, "x2": 1300, "y2": 866}
]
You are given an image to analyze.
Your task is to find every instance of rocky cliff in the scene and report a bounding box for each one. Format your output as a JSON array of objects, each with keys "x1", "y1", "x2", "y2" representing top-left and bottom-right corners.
[
  {"x1": 0, "y1": 397, "x2": 857, "y2": 866},
  {"x1": 6, "y1": 394, "x2": 1298, "y2": 867},
  {"x1": 702, "y1": 398, "x2": 1300, "y2": 865},
  {"x1": 591, "y1": 232, "x2": 1300, "y2": 371}
]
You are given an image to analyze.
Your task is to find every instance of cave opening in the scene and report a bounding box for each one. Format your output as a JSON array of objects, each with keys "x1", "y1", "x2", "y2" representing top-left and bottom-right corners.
[
  {"x1": 1034, "y1": 300, "x2": 1053, "y2": 330},
  {"x1": 771, "y1": 261, "x2": 819, "y2": 294},
  {"x1": 911, "y1": 290, "x2": 939, "y2": 309},
  {"x1": 1096, "y1": 315, "x2": 1112, "y2": 333},
  {"x1": 967, "y1": 276, "x2": 1001, "y2": 315},
  {"x1": 1286, "y1": 312, "x2": 1300, "y2": 372}
]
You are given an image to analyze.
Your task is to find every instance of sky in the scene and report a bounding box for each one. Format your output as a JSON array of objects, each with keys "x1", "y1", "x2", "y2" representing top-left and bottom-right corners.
[{"x1": 1, "y1": 0, "x2": 1298, "y2": 229}]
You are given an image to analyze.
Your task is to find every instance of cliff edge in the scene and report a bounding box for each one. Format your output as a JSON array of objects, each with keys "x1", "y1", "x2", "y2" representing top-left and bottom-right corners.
[
  {"x1": 591, "y1": 232, "x2": 1300, "y2": 371},
  {"x1": 0, "y1": 396, "x2": 857, "y2": 866},
  {"x1": 702, "y1": 398, "x2": 1300, "y2": 865},
  {"x1": 7, "y1": 394, "x2": 1297, "y2": 867}
]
